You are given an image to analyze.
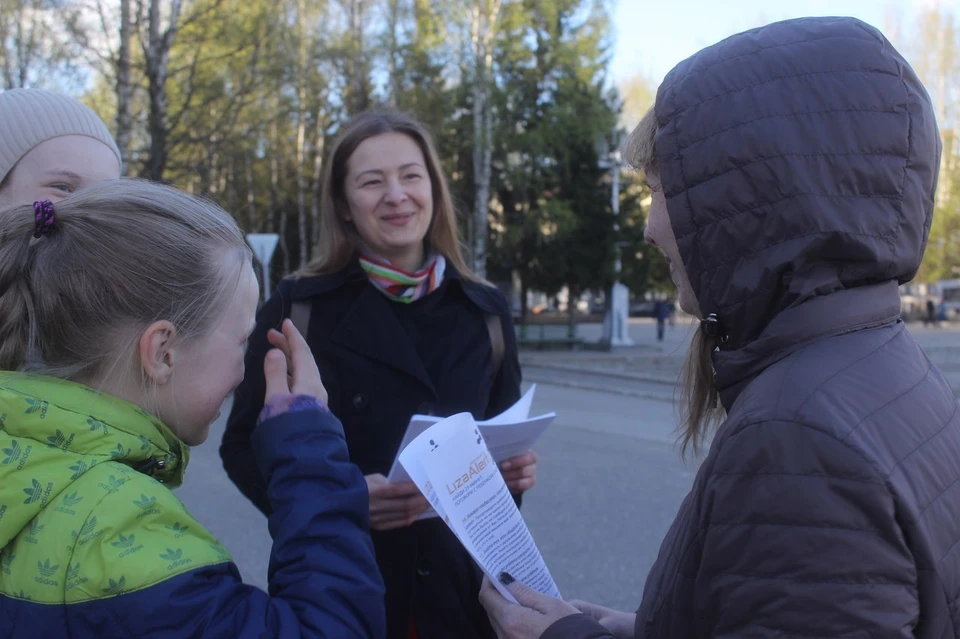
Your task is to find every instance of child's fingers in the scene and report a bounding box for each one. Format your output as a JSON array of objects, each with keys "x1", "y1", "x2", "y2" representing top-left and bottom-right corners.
[
  {"x1": 280, "y1": 320, "x2": 313, "y2": 374},
  {"x1": 262, "y1": 349, "x2": 290, "y2": 400},
  {"x1": 280, "y1": 319, "x2": 326, "y2": 399},
  {"x1": 267, "y1": 328, "x2": 292, "y2": 364},
  {"x1": 281, "y1": 317, "x2": 309, "y2": 346}
]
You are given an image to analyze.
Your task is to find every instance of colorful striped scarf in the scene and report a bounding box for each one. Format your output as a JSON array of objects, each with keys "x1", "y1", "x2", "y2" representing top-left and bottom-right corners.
[{"x1": 359, "y1": 253, "x2": 446, "y2": 303}]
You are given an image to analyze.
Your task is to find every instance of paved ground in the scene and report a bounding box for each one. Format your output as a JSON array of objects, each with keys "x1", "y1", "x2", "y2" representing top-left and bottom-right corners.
[{"x1": 175, "y1": 318, "x2": 960, "y2": 612}]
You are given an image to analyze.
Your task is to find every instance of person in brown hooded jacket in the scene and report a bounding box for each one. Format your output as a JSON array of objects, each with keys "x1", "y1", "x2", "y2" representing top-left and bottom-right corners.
[{"x1": 480, "y1": 15, "x2": 960, "y2": 639}]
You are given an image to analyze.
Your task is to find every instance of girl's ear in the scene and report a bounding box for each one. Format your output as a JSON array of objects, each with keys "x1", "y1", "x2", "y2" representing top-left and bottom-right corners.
[{"x1": 139, "y1": 321, "x2": 178, "y2": 386}]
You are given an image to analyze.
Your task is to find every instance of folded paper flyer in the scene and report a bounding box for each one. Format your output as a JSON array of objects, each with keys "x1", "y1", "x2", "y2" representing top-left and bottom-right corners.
[{"x1": 397, "y1": 412, "x2": 561, "y2": 603}]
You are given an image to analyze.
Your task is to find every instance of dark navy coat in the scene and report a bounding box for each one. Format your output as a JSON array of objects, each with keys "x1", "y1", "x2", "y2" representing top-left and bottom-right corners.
[{"x1": 222, "y1": 259, "x2": 522, "y2": 639}]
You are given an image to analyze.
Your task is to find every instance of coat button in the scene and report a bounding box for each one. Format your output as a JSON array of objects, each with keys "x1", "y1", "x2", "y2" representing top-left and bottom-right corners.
[
  {"x1": 416, "y1": 557, "x2": 432, "y2": 577},
  {"x1": 352, "y1": 393, "x2": 368, "y2": 411}
]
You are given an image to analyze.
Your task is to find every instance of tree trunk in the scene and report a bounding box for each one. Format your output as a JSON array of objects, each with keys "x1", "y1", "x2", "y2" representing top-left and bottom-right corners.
[
  {"x1": 347, "y1": 0, "x2": 369, "y2": 115},
  {"x1": 386, "y1": 0, "x2": 401, "y2": 107},
  {"x1": 0, "y1": 7, "x2": 12, "y2": 89},
  {"x1": 471, "y1": 80, "x2": 488, "y2": 277},
  {"x1": 143, "y1": 0, "x2": 183, "y2": 182},
  {"x1": 246, "y1": 150, "x2": 257, "y2": 232},
  {"x1": 115, "y1": 0, "x2": 133, "y2": 171},
  {"x1": 295, "y1": 0, "x2": 309, "y2": 267},
  {"x1": 469, "y1": 0, "x2": 501, "y2": 279},
  {"x1": 310, "y1": 117, "x2": 325, "y2": 258},
  {"x1": 519, "y1": 279, "x2": 529, "y2": 329},
  {"x1": 268, "y1": 118, "x2": 279, "y2": 235},
  {"x1": 0, "y1": 0, "x2": 73, "y2": 90},
  {"x1": 146, "y1": 0, "x2": 166, "y2": 180},
  {"x1": 206, "y1": 127, "x2": 218, "y2": 196},
  {"x1": 269, "y1": 113, "x2": 289, "y2": 275},
  {"x1": 14, "y1": 0, "x2": 40, "y2": 88},
  {"x1": 225, "y1": 155, "x2": 236, "y2": 210},
  {"x1": 279, "y1": 207, "x2": 290, "y2": 275},
  {"x1": 567, "y1": 286, "x2": 578, "y2": 338}
]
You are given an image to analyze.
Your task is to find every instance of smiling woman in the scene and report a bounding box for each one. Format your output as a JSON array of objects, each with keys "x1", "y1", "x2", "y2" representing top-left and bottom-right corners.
[
  {"x1": 221, "y1": 111, "x2": 535, "y2": 639},
  {"x1": 343, "y1": 132, "x2": 435, "y2": 271},
  {"x1": 0, "y1": 89, "x2": 122, "y2": 208}
]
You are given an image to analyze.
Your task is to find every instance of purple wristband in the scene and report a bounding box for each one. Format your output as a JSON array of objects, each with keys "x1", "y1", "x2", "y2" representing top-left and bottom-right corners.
[{"x1": 256, "y1": 394, "x2": 329, "y2": 426}]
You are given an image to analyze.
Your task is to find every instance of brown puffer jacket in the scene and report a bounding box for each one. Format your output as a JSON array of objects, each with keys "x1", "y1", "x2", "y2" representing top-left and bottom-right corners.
[{"x1": 544, "y1": 15, "x2": 959, "y2": 639}]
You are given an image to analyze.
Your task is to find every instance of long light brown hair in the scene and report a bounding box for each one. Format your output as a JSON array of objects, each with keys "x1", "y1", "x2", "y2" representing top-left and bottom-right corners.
[
  {"x1": 298, "y1": 111, "x2": 482, "y2": 283},
  {"x1": 623, "y1": 107, "x2": 724, "y2": 457}
]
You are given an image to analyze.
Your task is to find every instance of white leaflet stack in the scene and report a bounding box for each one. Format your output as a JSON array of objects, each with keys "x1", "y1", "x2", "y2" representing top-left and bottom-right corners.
[{"x1": 398, "y1": 412, "x2": 560, "y2": 604}]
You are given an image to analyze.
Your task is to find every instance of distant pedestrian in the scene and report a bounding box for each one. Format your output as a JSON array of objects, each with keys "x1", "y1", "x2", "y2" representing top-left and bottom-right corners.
[
  {"x1": 655, "y1": 299, "x2": 668, "y2": 341},
  {"x1": 927, "y1": 298, "x2": 938, "y2": 327}
]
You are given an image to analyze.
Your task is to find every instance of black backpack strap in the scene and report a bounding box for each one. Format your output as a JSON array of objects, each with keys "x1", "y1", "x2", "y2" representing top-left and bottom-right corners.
[
  {"x1": 289, "y1": 301, "x2": 312, "y2": 341},
  {"x1": 485, "y1": 314, "x2": 504, "y2": 383}
]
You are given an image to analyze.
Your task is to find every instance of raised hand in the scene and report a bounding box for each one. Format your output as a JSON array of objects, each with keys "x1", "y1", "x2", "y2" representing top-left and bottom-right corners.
[{"x1": 263, "y1": 319, "x2": 328, "y2": 404}]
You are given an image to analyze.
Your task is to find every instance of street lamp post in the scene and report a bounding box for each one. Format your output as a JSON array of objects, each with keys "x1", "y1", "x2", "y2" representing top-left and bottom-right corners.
[{"x1": 598, "y1": 143, "x2": 633, "y2": 349}]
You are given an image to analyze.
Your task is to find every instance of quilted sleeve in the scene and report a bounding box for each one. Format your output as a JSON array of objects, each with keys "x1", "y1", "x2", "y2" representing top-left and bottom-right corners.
[
  {"x1": 697, "y1": 419, "x2": 919, "y2": 637},
  {"x1": 540, "y1": 614, "x2": 618, "y2": 639}
]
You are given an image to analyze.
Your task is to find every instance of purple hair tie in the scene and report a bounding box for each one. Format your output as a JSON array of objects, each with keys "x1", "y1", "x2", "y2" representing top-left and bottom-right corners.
[{"x1": 33, "y1": 200, "x2": 55, "y2": 239}]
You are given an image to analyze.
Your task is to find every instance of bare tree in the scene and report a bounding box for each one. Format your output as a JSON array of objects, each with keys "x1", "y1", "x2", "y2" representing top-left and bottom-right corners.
[
  {"x1": 346, "y1": 0, "x2": 370, "y2": 114},
  {"x1": 310, "y1": 114, "x2": 327, "y2": 258},
  {"x1": 0, "y1": 0, "x2": 42, "y2": 88},
  {"x1": 115, "y1": 0, "x2": 133, "y2": 170},
  {"x1": 140, "y1": 0, "x2": 184, "y2": 181},
  {"x1": 0, "y1": 0, "x2": 80, "y2": 89},
  {"x1": 907, "y1": 5, "x2": 960, "y2": 283},
  {"x1": 469, "y1": 0, "x2": 502, "y2": 279},
  {"x1": 384, "y1": 0, "x2": 402, "y2": 106},
  {"x1": 268, "y1": 115, "x2": 279, "y2": 234},
  {"x1": 294, "y1": 0, "x2": 310, "y2": 267},
  {"x1": 62, "y1": 0, "x2": 133, "y2": 168},
  {"x1": 246, "y1": 148, "x2": 257, "y2": 232}
]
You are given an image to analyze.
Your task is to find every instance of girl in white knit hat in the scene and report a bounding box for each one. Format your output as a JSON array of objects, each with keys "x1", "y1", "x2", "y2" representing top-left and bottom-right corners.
[{"x1": 0, "y1": 88, "x2": 121, "y2": 206}]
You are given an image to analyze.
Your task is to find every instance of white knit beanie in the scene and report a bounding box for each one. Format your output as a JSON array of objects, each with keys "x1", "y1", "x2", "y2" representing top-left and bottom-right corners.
[{"x1": 0, "y1": 88, "x2": 122, "y2": 183}]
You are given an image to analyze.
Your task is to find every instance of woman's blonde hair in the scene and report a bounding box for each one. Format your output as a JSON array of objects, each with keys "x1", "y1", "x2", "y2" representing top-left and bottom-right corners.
[
  {"x1": 623, "y1": 107, "x2": 724, "y2": 457},
  {"x1": 0, "y1": 179, "x2": 251, "y2": 382},
  {"x1": 297, "y1": 111, "x2": 482, "y2": 282}
]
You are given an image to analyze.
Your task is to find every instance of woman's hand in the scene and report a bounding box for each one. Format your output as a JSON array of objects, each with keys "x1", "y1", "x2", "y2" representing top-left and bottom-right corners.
[
  {"x1": 365, "y1": 473, "x2": 431, "y2": 531},
  {"x1": 479, "y1": 574, "x2": 580, "y2": 639},
  {"x1": 263, "y1": 319, "x2": 328, "y2": 404},
  {"x1": 569, "y1": 600, "x2": 636, "y2": 638},
  {"x1": 500, "y1": 450, "x2": 538, "y2": 495}
]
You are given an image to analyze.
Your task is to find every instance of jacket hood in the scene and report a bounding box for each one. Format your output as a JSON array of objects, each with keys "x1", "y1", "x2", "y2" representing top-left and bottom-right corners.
[
  {"x1": 653, "y1": 16, "x2": 941, "y2": 353},
  {"x1": 0, "y1": 373, "x2": 188, "y2": 549}
]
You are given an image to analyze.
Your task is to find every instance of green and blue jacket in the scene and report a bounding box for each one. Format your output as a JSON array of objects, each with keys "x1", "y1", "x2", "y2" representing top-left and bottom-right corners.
[{"x1": 0, "y1": 372, "x2": 385, "y2": 637}]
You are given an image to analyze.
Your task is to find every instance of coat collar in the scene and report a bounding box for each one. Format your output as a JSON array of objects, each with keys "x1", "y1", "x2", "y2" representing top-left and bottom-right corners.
[
  {"x1": 0, "y1": 373, "x2": 188, "y2": 485},
  {"x1": 285, "y1": 257, "x2": 507, "y2": 396},
  {"x1": 713, "y1": 282, "x2": 902, "y2": 411},
  {"x1": 287, "y1": 256, "x2": 507, "y2": 317}
]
